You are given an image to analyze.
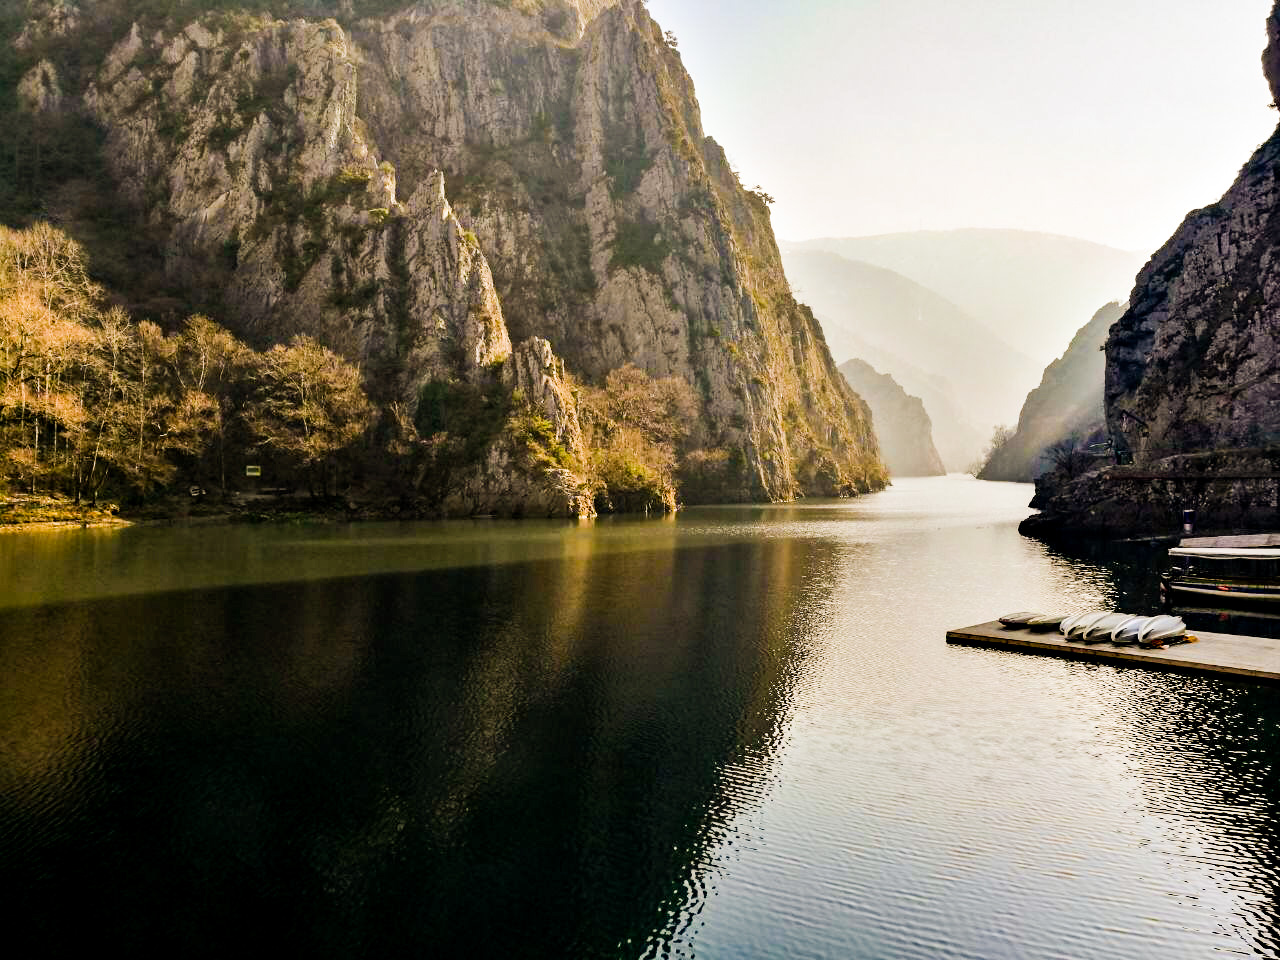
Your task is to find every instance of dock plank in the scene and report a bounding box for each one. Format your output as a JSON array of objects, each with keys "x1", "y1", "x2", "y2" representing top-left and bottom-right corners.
[{"x1": 946, "y1": 621, "x2": 1280, "y2": 683}]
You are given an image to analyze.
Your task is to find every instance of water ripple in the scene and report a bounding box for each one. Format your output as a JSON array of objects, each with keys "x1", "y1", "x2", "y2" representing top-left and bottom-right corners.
[{"x1": 2, "y1": 478, "x2": 1279, "y2": 958}]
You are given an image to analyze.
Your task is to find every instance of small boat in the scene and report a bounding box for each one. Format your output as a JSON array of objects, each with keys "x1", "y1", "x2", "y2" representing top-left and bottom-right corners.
[
  {"x1": 1059, "y1": 613, "x2": 1094, "y2": 636},
  {"x1": 1110, "y1": 616, "x2": 1148, "y2": 645},
  {"x1": 998, "y1": 611, "x2": 1041, "y2": 627},
  {"x1": 1138, "y1": 614, "x2": 1186, "y2": 646},
  {"x1": 1066, "y1": 611, "x2": 1110, "y2": 640},
  {"x1": 1161, "y1": 535, "x2": 1280, "y2": 606},
  {"x1": 1027, "y1": 613, "x2": 1068, "y2": 630},
  {"x1": 1082, "y1": 613, "x2": 1131, "y2": 643}
]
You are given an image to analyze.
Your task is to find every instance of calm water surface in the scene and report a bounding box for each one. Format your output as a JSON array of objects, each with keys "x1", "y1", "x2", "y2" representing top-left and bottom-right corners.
[{"x1": 2, "y1": 477, "x2": 1278, "y2": 958}]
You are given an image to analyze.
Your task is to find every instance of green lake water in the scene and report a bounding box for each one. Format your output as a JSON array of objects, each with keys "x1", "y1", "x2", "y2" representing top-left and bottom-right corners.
[{"x1": 2, "y1": 476, "x2": 1278, "y2": 958}]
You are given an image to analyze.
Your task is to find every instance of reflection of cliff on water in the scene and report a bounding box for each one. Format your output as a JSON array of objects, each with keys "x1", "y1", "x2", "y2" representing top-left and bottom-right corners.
[
  {"x1": 1038, "y1": 538, "x2": 1167, "y2": 611},
  {"x1": 0, "y1": 534, "x2": 837, "y2": 958},
  {"x1": 1093, "y1": 671, "x2": 1280, "y2": 957}
]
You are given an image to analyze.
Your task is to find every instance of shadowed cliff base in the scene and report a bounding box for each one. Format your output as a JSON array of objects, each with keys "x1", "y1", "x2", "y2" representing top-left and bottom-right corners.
[{"x1": 1021, "y1": 448, "x2": 1280, "y2": 543}]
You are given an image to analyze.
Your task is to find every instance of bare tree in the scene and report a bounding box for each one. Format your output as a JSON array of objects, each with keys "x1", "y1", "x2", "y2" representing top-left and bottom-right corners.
[
  {"x1": 246, "y1": 336, "x2": 372, "y2": 495},
  {"x1": 973, "y1": 423, "x2": 1014, "y2": 475},
  {"x1": 1042, "y1": 434, "x2": 1090, "y2": 479}
]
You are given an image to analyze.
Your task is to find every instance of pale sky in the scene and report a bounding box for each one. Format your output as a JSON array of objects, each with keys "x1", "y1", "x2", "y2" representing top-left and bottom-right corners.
[{"x1": 643, "y1": 0, "x2": 1278, "y2": 253}]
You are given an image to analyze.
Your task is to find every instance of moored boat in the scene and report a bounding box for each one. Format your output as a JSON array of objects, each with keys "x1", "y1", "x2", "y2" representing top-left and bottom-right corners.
[
  {"x1": 1026, "y1": 613, "x2": 1069, "y2": 630},
  {"x1": 1161, "y1": 535, "x2": 1280, "y2": 606},
  {"x1": 1110, "y1": 616, "x2": 1147, "y2": 645},
  {"x1": 1082, "y1": 612, "x2": 1131, "y2": 642},
  {"x1": 998, "y1": 611, "x2": 1042, "y2": 626},
  {"x1": 1066, "y1": 611, "x2": 1110, "y2": 640},
  {"x1": 1137, "y1": 614, "x2": 1187, "y2": 646}
]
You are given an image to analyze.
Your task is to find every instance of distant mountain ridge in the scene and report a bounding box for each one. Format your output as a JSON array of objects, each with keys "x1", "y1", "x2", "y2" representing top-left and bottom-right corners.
[
  {"x1": 786, "y1": 230, "x2": 1146, "y2": 366},
  {"x1": 838, "y1": 360, "x2": 945, "y2": 477},
  {"x1": 781, "y1": 248, "x2": 1034, "y2": 467},
  {"x1": 979, "y1": 302, "x2": 1126, "y2": 483}
]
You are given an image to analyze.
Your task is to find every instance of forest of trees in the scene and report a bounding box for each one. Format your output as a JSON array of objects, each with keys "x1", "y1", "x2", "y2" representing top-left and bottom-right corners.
[
  {"x1": 0, "y1": 222, "x2": 699, "y2": 515},
  {"x1": 0, "y1": 222, "x2": 374, "y2": 503}
]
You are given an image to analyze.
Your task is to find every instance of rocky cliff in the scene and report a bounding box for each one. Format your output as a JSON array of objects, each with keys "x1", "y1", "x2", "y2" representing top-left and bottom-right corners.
[
  {"x1": 838, "y1": 359, "x2": 944, "y2": 477},
  {"x1": 980, "y1": 302, "x2": 1125, "y2": 483},
  {"x1": 1022, "y1": 1, "x2": 1280, "y2": 539},
  {"x1": 1105, "y1": 5, "x2": 1280, "y2": 464},
  {"x1": 5, "y1": 0, "x2": 886, "y2": 512}
]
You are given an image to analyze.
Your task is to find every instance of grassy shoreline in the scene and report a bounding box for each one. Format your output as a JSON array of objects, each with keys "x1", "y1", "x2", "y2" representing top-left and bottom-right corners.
[
  {"x1": 0, "y1": 495, "x2": 130, "y2": 530},
  {"x1": 0, "y1": 492, "x2": 516, "y2": 532}
]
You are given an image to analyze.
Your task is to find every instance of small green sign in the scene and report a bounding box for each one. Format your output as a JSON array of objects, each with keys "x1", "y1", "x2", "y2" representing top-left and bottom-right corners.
[{"x1": 245, "y1": 465, "x2": 262, "y2": 477}]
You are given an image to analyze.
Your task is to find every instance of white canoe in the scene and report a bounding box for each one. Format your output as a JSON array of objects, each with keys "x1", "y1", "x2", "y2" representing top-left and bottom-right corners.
[
  {"x1": 1083, "y1": 613, "x2": 1132, "y2": 642},
  {"x1": 1110, "y1": 615, "x2": 1149, "y2": 644},
  {"x1": 1067, "y1": 611, "x2": 1111, "y2": 639},
  {"x1": 1138, "y1": 615, "x2": 1186, "y2": 644}
]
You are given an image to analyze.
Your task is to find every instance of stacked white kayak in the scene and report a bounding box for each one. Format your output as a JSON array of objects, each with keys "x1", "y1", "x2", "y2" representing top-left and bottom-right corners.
[{"x1": 998, "y1": 611, "x2": 1192, "y2": 647}]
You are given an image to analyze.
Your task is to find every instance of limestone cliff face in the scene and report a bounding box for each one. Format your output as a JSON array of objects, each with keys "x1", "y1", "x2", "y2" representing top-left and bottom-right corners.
[
  {"x1": 37, "y1": 8, "x2": 592, "y2": 517},
  {"x1": 838, "y1": 359, "x2": 944, "y2": 477},
  {"x1": 1104, "y1": 2, "x2": 1280, "y2": 463},
  {"x1": 1104, "y1": 136, "x2": 1280, "y2": 461},
  {"x1": 82, "y1": 16, "x2": 510, "y2": 400},
  {"x1": 1022, "y1": 1, "x2": 1280, "y2": 539},
  {"x1": 444, "y1": 336, "x2": 595, "y2": 518},
  {"x1": 981, "y1": 302, "x2": 1124, "y2": 483},
  {"x1": 352, "y1": 0, "x2": 885, "y2": 500},
  {"x1": 14, "y1": 0, "x2": 885, "y2": 508}
]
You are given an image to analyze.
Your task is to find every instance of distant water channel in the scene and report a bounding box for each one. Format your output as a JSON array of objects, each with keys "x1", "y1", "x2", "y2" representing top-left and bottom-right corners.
[{"x1": 3, "y1": 477, "x2": 1279, "y2": 959}]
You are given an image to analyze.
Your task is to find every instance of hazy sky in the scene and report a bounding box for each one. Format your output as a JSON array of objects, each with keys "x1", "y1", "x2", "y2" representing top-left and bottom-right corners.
[{"x1": 643, "y1": 0, "x2": 1277, "y2": 253}]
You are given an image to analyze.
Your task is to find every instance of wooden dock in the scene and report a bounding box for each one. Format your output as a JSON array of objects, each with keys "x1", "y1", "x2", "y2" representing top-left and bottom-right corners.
[{"x1": 947, "y1": 621, "x2": 1280, "y2": 683}]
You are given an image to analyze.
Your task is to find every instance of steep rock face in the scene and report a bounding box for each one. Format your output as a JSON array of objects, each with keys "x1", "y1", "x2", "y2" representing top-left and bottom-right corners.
[
  {"x1": 838, "y1": 359, "x2": 944, "y2": 477},
  {"x1": 1103, "y1": 3, "x2": 1280, "y2": 464},
  {"x1": 353, "y1": 0, "x2": 885, "y2": 500},
  {"x1": 981, "y1": 302, "x2": 1125, "y2": 483},
  {"x1": 444, "y1": 337, "x2": 595, "y2": 518},
  {"x1": 1022, "y1": 0, "x2": 1280, "y2": 540},
  {"x1": 1104, "y1": 135, "x2": 1280, "y2": 462},
  {"x1": 81, "y1": 18, "x2": 510, "y2": 402},
  {"x1": 58, "y1": 10, "x2": 593, "y2": 517},
  {"x1": 15, "y1": 0, "x2": 885, "y2": 508}
]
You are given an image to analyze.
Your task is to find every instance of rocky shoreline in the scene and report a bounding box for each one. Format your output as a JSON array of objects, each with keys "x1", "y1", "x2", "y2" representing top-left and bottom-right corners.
[
  {"x1": 1020, "y1": 450, "x2": 1280, "y2": 542},
  {"x1": 0, "y1": 488, "x2": 680, "y2": 532}
]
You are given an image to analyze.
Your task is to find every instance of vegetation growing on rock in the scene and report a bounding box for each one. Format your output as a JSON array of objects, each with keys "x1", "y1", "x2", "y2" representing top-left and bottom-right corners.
[
  {"x1": 578, "y1": 363, "x2": 697, "y2": 513},
  {"x1": 0, "y1": 223, "x2": 373, "y2": 501},
  {"x1": 0, "y1": 0, "x2": 886, "y2": 517}
]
